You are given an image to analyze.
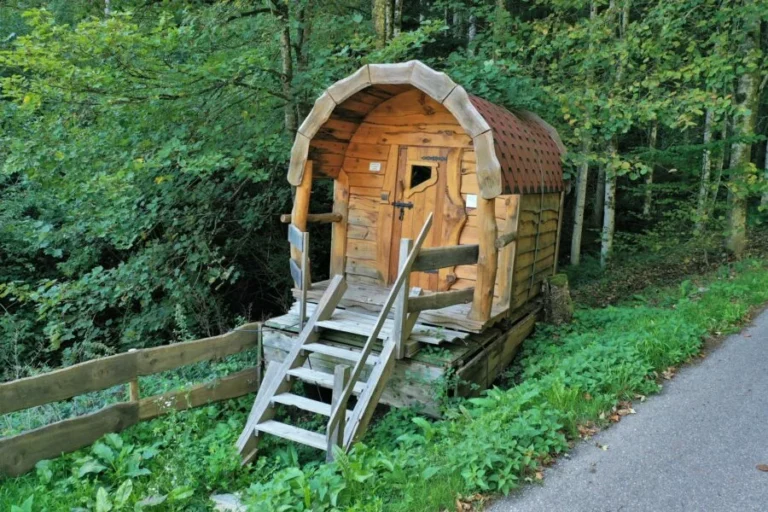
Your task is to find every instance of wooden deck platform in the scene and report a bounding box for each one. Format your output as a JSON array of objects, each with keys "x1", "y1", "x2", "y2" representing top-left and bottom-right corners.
[{"x1": 295, "y1": 280, "x2": 513, "y2": 333}]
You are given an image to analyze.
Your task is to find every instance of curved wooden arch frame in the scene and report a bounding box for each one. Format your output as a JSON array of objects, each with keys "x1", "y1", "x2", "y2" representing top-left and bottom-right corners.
[{"x1": 286, "y1": 60, "x2": 504, "y2": 199}]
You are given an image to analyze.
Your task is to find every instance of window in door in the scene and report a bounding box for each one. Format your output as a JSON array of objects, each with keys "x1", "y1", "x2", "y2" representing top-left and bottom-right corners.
[
  {"x1": 410, "y1": 165, "x2": 433, "y2": 188},
  {"x1": 405, "y1": 162, "x2": 437, "y2": 197}
]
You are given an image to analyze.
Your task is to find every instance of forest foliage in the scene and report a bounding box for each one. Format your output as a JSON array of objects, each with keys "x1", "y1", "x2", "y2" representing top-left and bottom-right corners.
[{"x1": 1, "y1": 0, "x2": 767, "y2": 380}]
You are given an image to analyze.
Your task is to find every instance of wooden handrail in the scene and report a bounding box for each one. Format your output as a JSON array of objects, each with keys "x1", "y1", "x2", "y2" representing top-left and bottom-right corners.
[
  {"x1": 407, "y1": 288, "x2": 475, "y2": 313},
  {"x1": 0, "y1": 325, "x2": 261, "y2": 416},
  {"x1": 495, "y1": 230, "x2": 518, "y2": 249},
  {"x1": 326, "y1": 214, "x2": 434, "y2": 447},
  {"x1": 411, "y1": 244, "x2": 478, "y2": 272},
  {"x1": 280, "y1": 213, "x2": 342, "y2": 224}
]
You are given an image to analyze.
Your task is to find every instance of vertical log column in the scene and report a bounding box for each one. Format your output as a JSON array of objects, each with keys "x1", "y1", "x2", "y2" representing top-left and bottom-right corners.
[
  {"x1": 330, "y1": 170, "x2": 349, "y2": 276},
  {"x1": 290, "y1": 161, "x2": 313, "y2": 264},
  {"x1": 469, "y1": 196, "x2": 498, "y2": 322},
  {"x1": 392, "y1": 238, "x2": 412, "y2": 359}
]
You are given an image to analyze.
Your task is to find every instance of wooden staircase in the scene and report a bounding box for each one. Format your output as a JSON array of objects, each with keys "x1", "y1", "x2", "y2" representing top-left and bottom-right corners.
[{"x1": 236, "y1": 215, "x2": 433, "y2": 462}]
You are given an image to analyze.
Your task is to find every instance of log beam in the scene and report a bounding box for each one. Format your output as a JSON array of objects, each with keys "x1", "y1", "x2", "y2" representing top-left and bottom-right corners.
[
  {"x1": 407, "y1": 288, "x2": 474, "y2": 313},
  {"x1": 280, "y1": 212, "x2": 343, "y2": 224},
  {"x1": 469, "y1": 196, "x2": 498, "y2": 321}
]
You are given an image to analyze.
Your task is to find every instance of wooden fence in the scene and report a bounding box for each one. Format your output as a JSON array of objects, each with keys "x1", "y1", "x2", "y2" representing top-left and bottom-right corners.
[{"x1": 0, "y1": 323, "x2": 262, "y2": 477}]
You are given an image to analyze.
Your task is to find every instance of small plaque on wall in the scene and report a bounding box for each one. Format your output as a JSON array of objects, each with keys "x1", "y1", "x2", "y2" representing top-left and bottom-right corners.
[
  {"x1": 369, "y1": 162, "x2": 382, "y2": 172},
  {"x1": 466, "y1": 194, "x2": 478, "y2": 209}
]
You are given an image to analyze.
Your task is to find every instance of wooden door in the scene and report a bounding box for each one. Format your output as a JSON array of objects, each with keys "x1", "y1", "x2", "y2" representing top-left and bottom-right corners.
[{"x1": 388, "y1": 146, "x2": 466, "y2": 291}]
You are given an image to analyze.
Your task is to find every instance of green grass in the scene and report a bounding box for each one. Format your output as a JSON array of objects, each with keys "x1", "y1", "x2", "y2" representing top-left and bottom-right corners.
[{"x1": 3, "y1": 259, "x2": 768, "y2": 511}]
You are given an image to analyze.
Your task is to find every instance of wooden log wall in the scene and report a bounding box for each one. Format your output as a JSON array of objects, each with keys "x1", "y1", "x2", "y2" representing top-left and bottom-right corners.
[
  {"x1": 453, "y1": 149, "x2": 520, "y2": 302},
  {"x1": 337, "y1": 89, "x2": 473, "y2": 287},
  {"x1": 510, "y1": 193, "x2": 562, "y2": 310}
]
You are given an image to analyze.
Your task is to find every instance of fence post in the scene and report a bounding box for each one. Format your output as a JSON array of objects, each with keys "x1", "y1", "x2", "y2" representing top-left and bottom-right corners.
[
  {"x1": 392, "y1": 238, "x2": 412, "y2": 359},
  {"x1": 127, "y1": 348, "x2": 139, "y2": 401},
  {"x1": 327, "y1": 364, "x2": 350, "y2": 462}
]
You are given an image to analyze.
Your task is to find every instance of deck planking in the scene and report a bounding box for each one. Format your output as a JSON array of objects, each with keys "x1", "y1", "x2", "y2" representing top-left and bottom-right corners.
[{"x1": 292, "y1": 280, "x2": 511, "y2": 333}]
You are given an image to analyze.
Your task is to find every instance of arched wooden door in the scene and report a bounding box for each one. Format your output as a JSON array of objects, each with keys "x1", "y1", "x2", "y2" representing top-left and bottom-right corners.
[{"x1": 388, "y1": 146, "x2": 467, "y2": 291}]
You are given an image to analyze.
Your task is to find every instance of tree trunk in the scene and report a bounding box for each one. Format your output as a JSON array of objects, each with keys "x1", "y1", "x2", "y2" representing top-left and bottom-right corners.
[
  {"x1": 393, "y1": 0, "x2": 403, "y2": 37},
  {"x1": 726, "y1": 8, "x2": 760, "y2": 258},
  {"x1": 592, "y1": 163, "x2": 605, "y2": 227},
  {"x1": 467, "y1": 14, "x2": 477, "y2": 55},
  {"x1": 761, "y1": 140, "x2": 768, "y2": 207},
  {"x1": 104, "y1": 0, "x2": 111, "y2": 17},
  {"x1": 571, "y1": 0, "x2": 596, "y2": 265},
  {"x1": 385, "y1": 0, "x2": 392, "y2": 40},
  {"x1": 600, "y1": 139, "x2": 618, "y2": 268},
  {"x1": 373, "y1": 0, "x2": 388, "y2": 48},
  {"x1": 695, "y1": 108, "x2": 714, "y2": 233},
  {"x1": 279, "y1": 18, "x2": 297, "y2": 135},
  {"x1": 643, "y1": 122, "x2": 657, "y2": 217},
  {"x1": 571, "y1": 135, "x2": 590, "y2": 265},
  {"x1": 708, "y1": 119, "x2": 728, "y2": 217}
]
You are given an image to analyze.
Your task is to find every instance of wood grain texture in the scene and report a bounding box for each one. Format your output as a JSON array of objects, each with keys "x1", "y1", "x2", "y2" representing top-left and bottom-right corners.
[
  {"x1": 468, "y1": 196, "x2": 498, "y2": 321},
  {"x1": 0, "y1": 403, "x2": 139, "y2": 476},
  {"x1": 290, "y1": 160, "x2": 313, "y2": 264},
  {"x1": 0, "y1": 325, "x2": 260, "y2": 416},
  {"x1": 331, "y1": 170, "x2": 350, "y2": 276},
  {"x1": 281, "y1": 212, "x2": 342, "y2": 224},
  {"x1": 138, "y1": 368, "x2": 260, "y2": 420},
  {"x1": 407, "y1": 288, "x2": 474, "y2": 312}
]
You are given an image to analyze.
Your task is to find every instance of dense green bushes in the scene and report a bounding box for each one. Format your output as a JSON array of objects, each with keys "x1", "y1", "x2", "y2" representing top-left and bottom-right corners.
[{"x1": 2, "y1": 260, "x2": 767, "y2": 510}]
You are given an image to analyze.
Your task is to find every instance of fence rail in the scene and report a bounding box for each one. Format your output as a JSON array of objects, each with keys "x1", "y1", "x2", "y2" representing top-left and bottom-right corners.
[{"x1": 0, "y1": 323, "x2": 262, "y2": 477}]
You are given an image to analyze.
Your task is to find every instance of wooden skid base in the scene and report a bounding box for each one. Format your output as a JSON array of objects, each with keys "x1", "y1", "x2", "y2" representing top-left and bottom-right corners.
[{"x1": 262, "y1": 310, "x2": 537, "y2": 417}]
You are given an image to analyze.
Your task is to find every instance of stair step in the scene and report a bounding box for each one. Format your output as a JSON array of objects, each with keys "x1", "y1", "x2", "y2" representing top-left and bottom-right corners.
[
  {"x1": 271, "y1": 393, "x2": 353, "y2": 418},
  {"x1": 287, "y1": 367, "x2": 366, "y2": 394},
  {"x1": 272, "y1": 392, "x2": 331, "y2": 415},
  {"x1": 256, "y1": 420, "x2": 326, "y2": 450},
  {"x1": 302, "y1": 343, "x2": 378, "y2": 365}
]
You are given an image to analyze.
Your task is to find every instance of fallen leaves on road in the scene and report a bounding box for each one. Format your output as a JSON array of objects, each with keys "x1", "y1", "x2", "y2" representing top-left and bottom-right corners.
[
  {"x1": 757, "y1": 464, "x2": 768, "y2": 472},
  {"x1": 455, "y1": 494, "x2": 486, "y2": 511},
  {"x1": 578, "y1": 422, "x2": 600, "y2": 438},
  {"x1": 662, "y1": 367, "x2": 677, "y2": 380},
  {"x1": 607, "y1": 401, "x2": 636, "y2": 423}
]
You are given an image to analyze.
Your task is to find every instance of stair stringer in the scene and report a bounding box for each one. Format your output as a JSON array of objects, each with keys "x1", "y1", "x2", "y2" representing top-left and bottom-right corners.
[
  {"x1": 343, "y1": 338, "x2": 397, "y2": 449},
  {"x1": 236, "y1": 275, "x2": 347, "y2": 461}
]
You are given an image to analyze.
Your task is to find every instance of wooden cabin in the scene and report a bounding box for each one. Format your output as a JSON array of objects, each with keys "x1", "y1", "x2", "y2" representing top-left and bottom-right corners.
[{"x1": 238, "y1": 61, "x2": 566, "y2": 462}]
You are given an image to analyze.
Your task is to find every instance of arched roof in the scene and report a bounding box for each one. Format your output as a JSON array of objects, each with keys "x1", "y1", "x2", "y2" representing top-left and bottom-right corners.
[{"x1": 287, "y1": 60, "x2": 565, "y2": 199}]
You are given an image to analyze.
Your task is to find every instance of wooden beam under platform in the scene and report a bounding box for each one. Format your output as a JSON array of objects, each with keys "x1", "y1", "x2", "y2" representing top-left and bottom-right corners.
[{"x1": 262, "y1": 303, "x2": 539, "y2": 418}]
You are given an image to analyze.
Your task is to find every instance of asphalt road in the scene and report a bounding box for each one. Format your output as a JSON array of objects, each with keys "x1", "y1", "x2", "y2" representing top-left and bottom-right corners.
[{"x1": 490, "y1": 309, "x2": 768, "y2": 512}]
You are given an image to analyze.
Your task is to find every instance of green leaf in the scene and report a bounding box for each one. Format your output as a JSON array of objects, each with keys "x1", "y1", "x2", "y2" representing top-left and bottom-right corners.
[
  {"x1": 96, "y1": 487, "x2": 113, "y2": 512},
  {"x1": 93, "y1": 442, "x2": 115, "y2": 463},
  {"x1": 114, "y1": 480, "x2": 133, "y2": 507},
  {"x1": 168, "y1": 486, "x2": 194, "y2": 502},
  {"x1": 10, "y1": 495, "x2": 34, "y2": 512},
  {"x1": 78, "y1": 460, "x2": 107, "y2": 478}
]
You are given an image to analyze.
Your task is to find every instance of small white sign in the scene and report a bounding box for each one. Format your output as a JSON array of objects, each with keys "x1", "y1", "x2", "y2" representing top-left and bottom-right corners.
[
  {"x1": 369, "y1": 162, "x2": 382, "y2": 172},
  {"x1": 466, "y1": 194, "x2": 478, "y2": 208}
]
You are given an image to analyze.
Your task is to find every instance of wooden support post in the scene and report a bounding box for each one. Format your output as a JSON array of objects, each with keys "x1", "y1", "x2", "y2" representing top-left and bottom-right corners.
[
  {"x1": 392, "y1": 238, "x2": 413, "y2": 359},
  {"x1": 553, "y1": 191, "x2": 565, "y2": 274},
  {"x1": 330, "y1": 170, "x2": 349, "y2": 276},
  {"x1": 299, "y1": 231, "x2": 309, "y2": 329},
  {"x1": 289, "y1": 160, "x2": 312, "y2": 328},
  {"x1": 128, "y1": 379, "x2": 140, "y2": 402},
  {"x1": 498, "y1": 196, "x2": 521, "y2": 311},
  {"x1": 327, "y1": 364, "x2": 350, "y2": 461},
  {"x1": 127, "y1": 349, "x2": 139, "y2": 402},
  {"x1": 290, "y1": 160, "x2": 313, "y2": 264},
  {"x1": 469, "y1": 196, "x2": 498, "y2": 322}
]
